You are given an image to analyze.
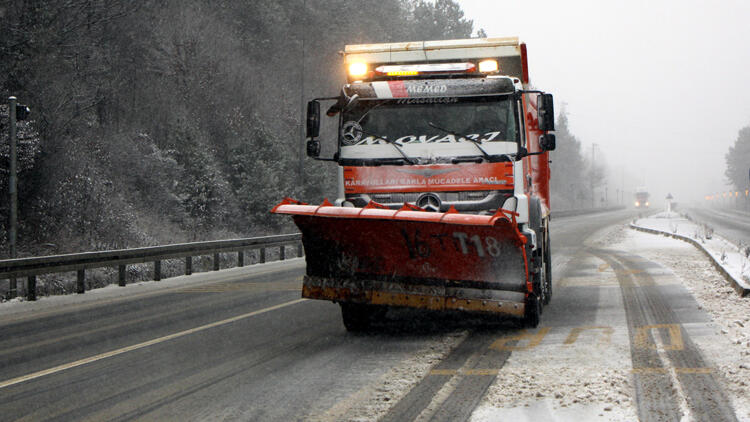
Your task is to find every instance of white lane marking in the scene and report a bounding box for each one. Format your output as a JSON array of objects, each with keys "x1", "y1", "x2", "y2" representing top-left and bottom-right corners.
[
  {"x1": 0, "y1": 262, "x2": 305, "y2": 325},
  {"x1": 0, "y1": 298, "x2": 307, "y2": 390}
]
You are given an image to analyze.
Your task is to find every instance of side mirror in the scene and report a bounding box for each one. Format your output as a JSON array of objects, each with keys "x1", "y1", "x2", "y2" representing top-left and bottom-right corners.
[
  {"x1": 306, "y1": 139, "x2": 321, "y2": 157},
  {"x1": 537, "y1": 93, "x2": 554, "y2": 131},
  {"x1": 306, "y1": 100, "x2": 320, "y2": 139},
  {"x1": 540, "y1": 133, "x2": 556, "y2": 151}
]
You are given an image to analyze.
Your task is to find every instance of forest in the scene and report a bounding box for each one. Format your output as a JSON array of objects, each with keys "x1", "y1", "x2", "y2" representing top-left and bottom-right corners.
[{"x1": 1, "y1": 0, "x2": 595, "y2": 258}]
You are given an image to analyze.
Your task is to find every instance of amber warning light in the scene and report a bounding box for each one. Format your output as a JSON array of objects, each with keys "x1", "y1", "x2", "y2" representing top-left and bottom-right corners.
[
  {"x1": 348, "y1": 62, "x2": 368, "y2": 78},
  {"x1": 478, "y1": 59, "x2": 499, "y2": 73}
]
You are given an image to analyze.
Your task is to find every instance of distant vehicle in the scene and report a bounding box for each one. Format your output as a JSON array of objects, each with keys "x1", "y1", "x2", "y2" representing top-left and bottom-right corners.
[{"x1": 635, "y1": 188, "x2": 650, "y2": 208}]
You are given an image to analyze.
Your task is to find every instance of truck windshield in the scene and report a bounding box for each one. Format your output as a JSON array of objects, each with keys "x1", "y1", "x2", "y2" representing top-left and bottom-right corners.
[{"x1": 339, "y1": 95, "x2": 518, "y2": 164}]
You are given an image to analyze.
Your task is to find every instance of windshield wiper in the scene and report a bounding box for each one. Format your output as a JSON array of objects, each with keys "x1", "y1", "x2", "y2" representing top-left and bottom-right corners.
[
  {"x1": 450, "y1": 156, "x2": 484, "y2": 164},
  {"x1": 427, "y1": 122, "x2": 491, "y2": 160},
  {"x1": 338, "y1": 157, "x2": 411, "y2": 166},
  {"x1": 354, "y1": 127, "x2": 417, "y2": 165}
]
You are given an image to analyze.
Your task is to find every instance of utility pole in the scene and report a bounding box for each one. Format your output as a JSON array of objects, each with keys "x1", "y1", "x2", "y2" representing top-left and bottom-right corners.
[
  {"x1": 297, "y1": 0, "x2": 307, "y2": 187},
  {"x1": 605, "y1": 185, "x2": 608, "y2": 207},
  {"x1": 7, "y1": 97, "x2": 18, "y2": 298},
  {"x1": 590, "y1": 143, "x2": 598, "y2": 208},
  {"x1": 6, "y1": 97, "x2": 30, "y2": 299}
]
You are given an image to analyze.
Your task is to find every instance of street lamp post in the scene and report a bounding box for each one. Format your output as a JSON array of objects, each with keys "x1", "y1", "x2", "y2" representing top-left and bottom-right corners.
[
  {"x1": 6, "y1": 97, "x2": 30, "y2": 299},
  {"x1": 8, "y1": 97, "x2": 18, "y2": 298},
  {"x1": 591, "y1": 143, "x2": 598, "y2": 209}
]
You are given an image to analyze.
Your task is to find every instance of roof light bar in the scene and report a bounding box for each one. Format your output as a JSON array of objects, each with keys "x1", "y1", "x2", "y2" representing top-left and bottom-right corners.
[{"x1": 374, "y1": 62, "x2": 476, "y2": 76}]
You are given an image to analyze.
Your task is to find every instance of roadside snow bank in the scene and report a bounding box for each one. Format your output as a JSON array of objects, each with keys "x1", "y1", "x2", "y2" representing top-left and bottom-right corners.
[{"x1": 631, "y1": 212, "x2": 750, "y2": 295}]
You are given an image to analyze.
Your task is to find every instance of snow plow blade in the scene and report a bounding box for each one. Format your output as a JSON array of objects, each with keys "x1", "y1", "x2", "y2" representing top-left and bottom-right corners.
[{"x1": 272, "y1": 199, "x2": 531, "y2": 317}]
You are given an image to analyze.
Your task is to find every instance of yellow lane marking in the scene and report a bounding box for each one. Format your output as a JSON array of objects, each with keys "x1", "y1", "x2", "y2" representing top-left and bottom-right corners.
[
  {"x1": 634, "y1": 324, "x2": 684, "y2": 351},
  {"x1": 0, "y1": 298, "x2": 307, "y2": 390},
  {"x1": 430, "y1": 369, "x2": 499, "y2": 376},
  {"x1": 631, "y1": 367, "x2": 713, "y2": 374},
  {"x1": 564, "y1": 326, "x2": 614, "y2": 345},
  {"x1": 490, "y1": 327, "x2": 550, "y2": 351}
]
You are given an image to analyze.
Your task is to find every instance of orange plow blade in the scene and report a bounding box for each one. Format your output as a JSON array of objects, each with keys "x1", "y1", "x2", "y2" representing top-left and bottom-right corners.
[{"x1": 272, "y1": 199, "x2": 531, "y2": 316}]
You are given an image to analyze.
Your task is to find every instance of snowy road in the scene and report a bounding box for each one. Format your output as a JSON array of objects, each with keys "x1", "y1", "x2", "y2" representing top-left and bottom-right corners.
[
  {"x1": 1, "y1": 209, "x2": 748, "y2": 421},
  {"x1": 688, "y1": 207, "x2": 750, "y2": 247}
]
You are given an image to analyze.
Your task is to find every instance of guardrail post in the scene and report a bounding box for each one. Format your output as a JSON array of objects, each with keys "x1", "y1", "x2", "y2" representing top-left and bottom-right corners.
[
  {"x1": 154, "y1": 260, "x2": 161, "y2": 281},
  {"x1": 77, "y1": 269, "x2": 85, "y2": 293},
  {"x1": 238, "y1": 251, "x2": 244, "y2": 267},
  {"x1": 118, "y1": 265, "x2": 126, "y2": 286},
  {"x1": 185, "y1": 256, "x2": 192, "y2": 275},
  {"x1": 8, "y1": 279, "x2": 17, "y2": 299},
  {"x1": 280, "y1": 245, "x2": 286, "y2": 260},
  {"x1": 26, "y1": 276, "x2": 36, "y2": 301},
  {"x1": 260, "y1": 248, "x2": 266, "y2": 264},
  {"x1": 297, "y1": 243, "x2": 304, "y2": 257},
  {"x1": 213, "y1": 253, "x2": 220, "y2": 271}
]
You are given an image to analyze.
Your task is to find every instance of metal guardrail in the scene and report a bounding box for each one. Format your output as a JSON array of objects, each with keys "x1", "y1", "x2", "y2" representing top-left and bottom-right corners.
[{"x1": 0, "y1": 233, "x2": 303, "y2": 301}]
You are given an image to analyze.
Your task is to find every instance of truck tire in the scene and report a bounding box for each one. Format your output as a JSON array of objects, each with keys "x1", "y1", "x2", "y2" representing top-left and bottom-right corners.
[
  {"x1": 340, "y1": 303, "x2": 382, "y2": 332},
  {"x1": 528, "y1": 198, "x2": 547, "y2": 311},
  {"x1": 531, "y1": 249, "x2": 544, "y2": 316},
  {"x1": 543, "y1": 224, "x2": 552, "y2": 305},
  {"x1": 523, "y1": 293, "x2": 541, "y2": 328}
]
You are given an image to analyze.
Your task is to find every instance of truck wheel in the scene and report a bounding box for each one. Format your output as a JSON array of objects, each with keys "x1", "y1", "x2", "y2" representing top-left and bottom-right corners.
[
  {"x1": 340, "y1": 303, "x2": 376, "y2": 332},
  {"x1": 543, "y1": 229, "x2": 552, "y2": 305},
  {"x1": 523, "y1": 294, "x2": 541, "y2": 328},
  {"x1": 532, "y1": 252, "x2": 544, "y2": 316}
]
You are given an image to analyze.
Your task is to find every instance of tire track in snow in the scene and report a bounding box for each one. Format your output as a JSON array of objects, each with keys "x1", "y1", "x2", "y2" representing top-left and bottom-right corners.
[{"x1": 594, "y1": 249, "x2": 738, "y2": 422}]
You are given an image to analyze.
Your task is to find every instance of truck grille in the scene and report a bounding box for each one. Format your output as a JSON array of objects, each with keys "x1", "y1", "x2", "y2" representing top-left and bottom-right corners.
[{"x1": 370, "y1": 191, "x2": 491, "y2": 203}]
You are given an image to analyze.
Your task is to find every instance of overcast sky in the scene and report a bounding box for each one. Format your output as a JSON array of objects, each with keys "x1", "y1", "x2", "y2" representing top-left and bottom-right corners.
[{"x1": 457, "y1": 0, "x2": 750, "y2": 206}]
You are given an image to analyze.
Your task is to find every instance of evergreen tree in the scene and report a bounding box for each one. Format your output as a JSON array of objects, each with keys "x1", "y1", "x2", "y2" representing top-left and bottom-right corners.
[
  {"x1": 550, "y1": 109, "x2": 589, "y2": 210},
  {"x1": 725, "y1": 126, "x2": 750, "y2": 190}
]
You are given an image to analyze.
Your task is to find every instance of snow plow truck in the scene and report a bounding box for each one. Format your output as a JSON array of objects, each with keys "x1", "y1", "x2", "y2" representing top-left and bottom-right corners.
[{"x1": 272, "y1": 37, "x2": 557, "y2": 330}]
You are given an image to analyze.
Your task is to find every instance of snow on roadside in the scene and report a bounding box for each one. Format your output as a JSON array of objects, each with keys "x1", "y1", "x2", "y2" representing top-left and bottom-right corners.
[
  {"x1": 623, "y1": 228, "x2": 750, "y2": 420},
  {"x1": 473, "y1": 220, "x2": 749, "y2": 421},
  {"x1": 633, "y1": 211, "x2": 750, "y2": 292}
]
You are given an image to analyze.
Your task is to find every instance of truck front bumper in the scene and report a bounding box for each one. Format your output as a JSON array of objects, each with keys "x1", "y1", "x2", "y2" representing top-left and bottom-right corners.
[{"x1": 302, "y1": 275, "x2": 526, "y2": 317}]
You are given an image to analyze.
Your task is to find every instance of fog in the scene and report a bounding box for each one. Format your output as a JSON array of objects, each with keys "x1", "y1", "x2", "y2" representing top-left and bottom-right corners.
[{"x1": 458, "y1": 0, "x2": 750, "y2": 208}]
